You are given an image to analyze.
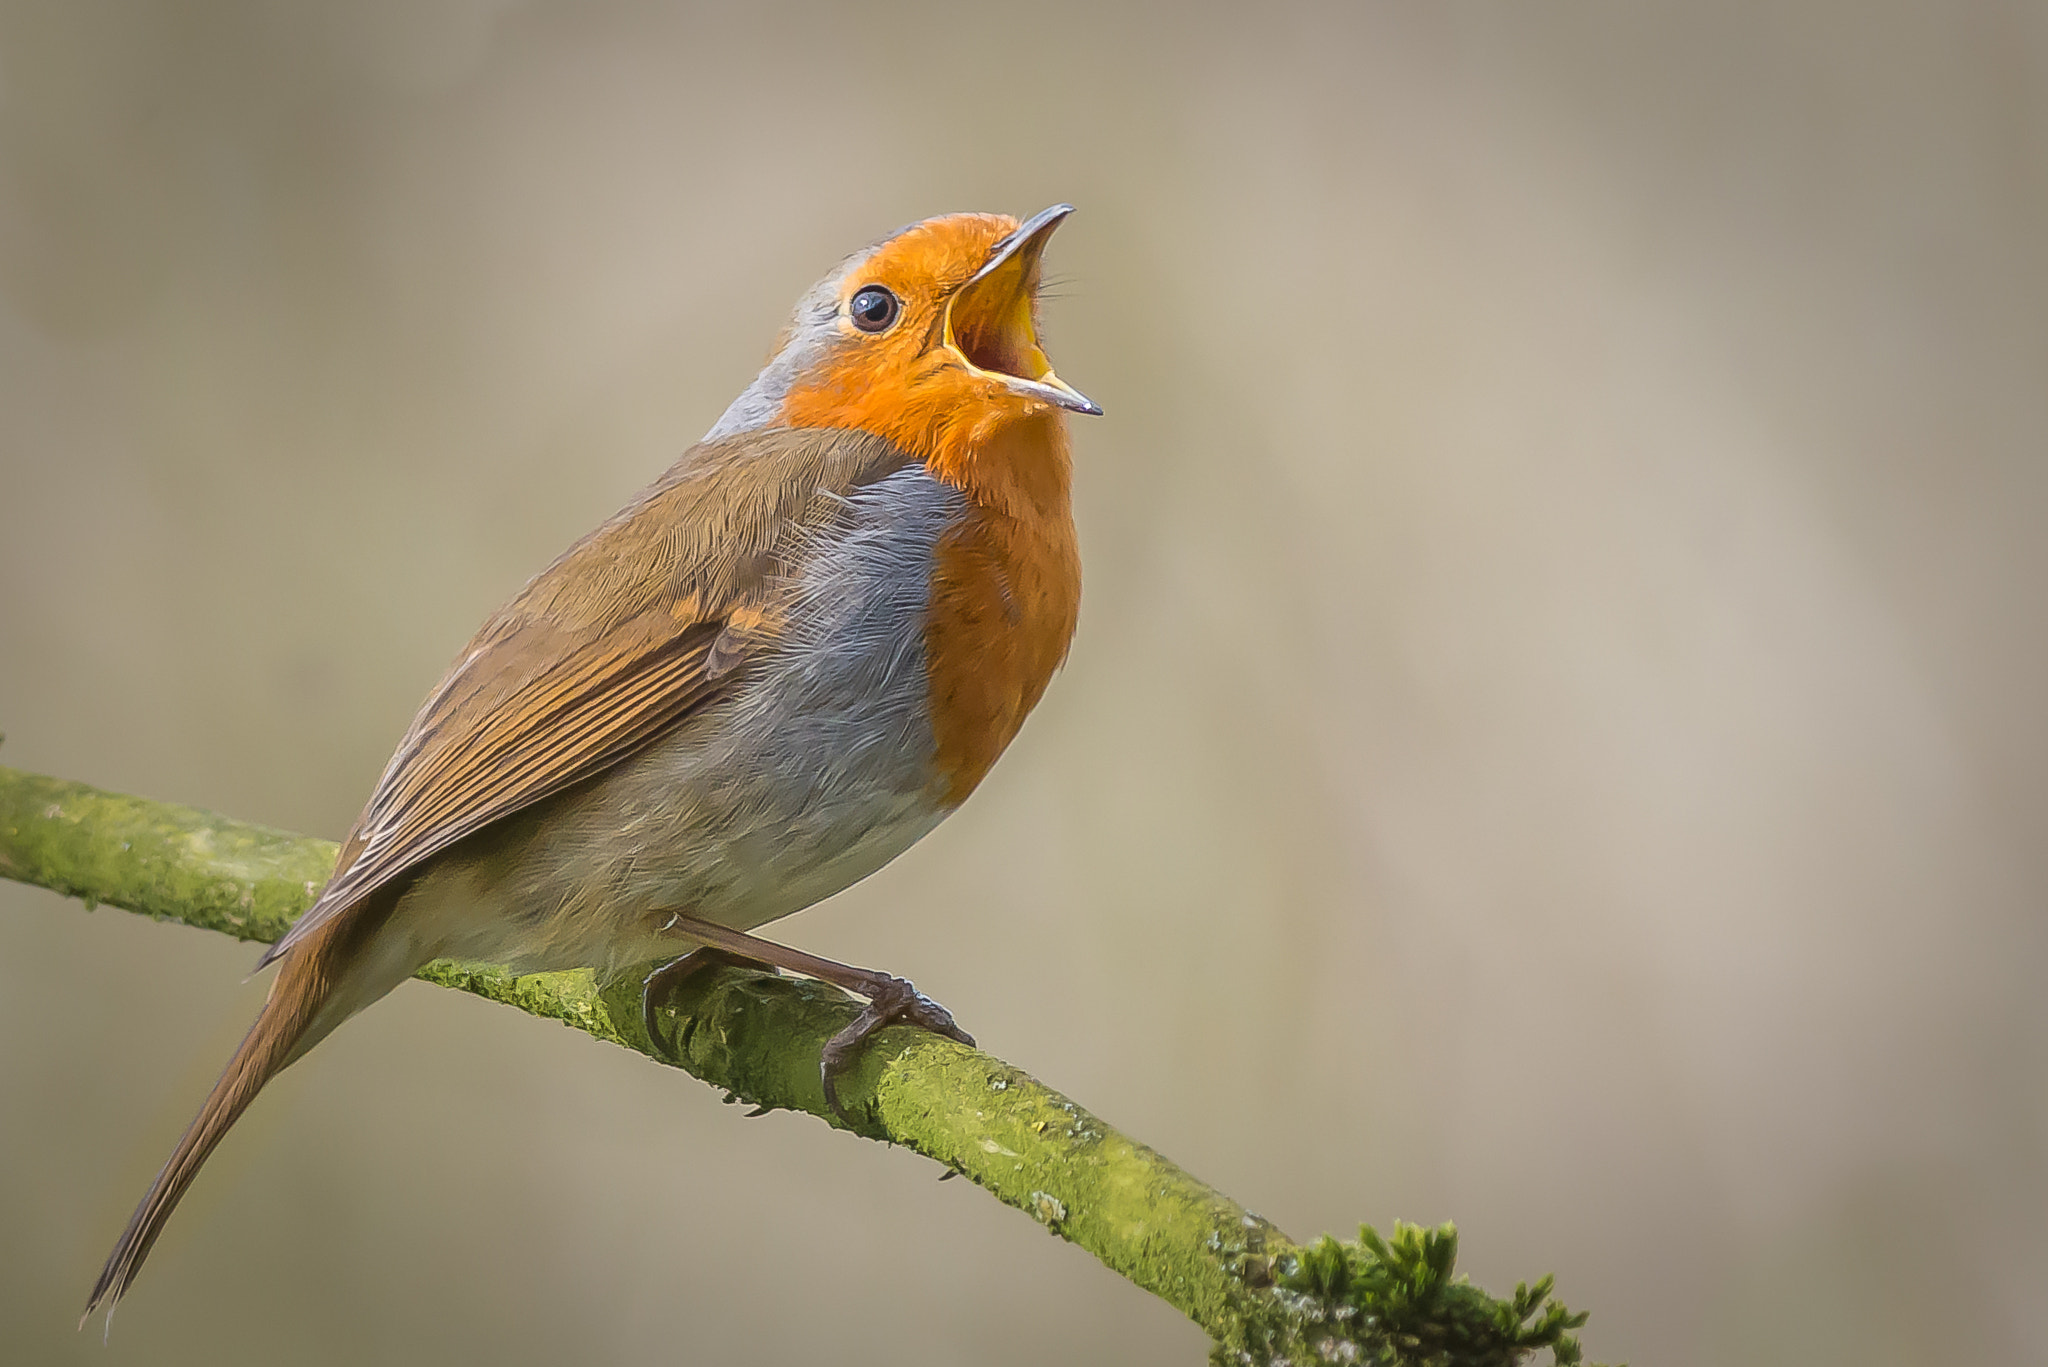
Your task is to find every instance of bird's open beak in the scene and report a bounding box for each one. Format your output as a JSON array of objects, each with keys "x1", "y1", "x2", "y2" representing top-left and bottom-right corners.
[{"x1": 943, "y1": 204, "x2": 1102, "y2": 416}]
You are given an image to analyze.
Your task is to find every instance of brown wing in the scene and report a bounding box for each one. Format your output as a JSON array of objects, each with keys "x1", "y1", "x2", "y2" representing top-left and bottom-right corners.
[{"x1": 261, "y1": 425, "x2": 911, "y2": 966}]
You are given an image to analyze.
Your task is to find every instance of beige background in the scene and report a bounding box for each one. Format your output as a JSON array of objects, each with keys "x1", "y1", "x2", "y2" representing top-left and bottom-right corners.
[{"x1": 3, "y1": 3, "x2": 2045, "y2": 1364}]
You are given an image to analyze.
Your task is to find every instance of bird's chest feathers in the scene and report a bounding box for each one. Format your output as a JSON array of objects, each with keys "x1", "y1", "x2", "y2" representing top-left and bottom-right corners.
[{"x1": 921, "y1": 415, "x2": 1081, "y2": 806}]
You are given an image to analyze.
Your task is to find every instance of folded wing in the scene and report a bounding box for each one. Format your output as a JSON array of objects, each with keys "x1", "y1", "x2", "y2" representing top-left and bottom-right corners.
[{"x1": 262, "y1": 426, "x2": 912, "y2": 966}]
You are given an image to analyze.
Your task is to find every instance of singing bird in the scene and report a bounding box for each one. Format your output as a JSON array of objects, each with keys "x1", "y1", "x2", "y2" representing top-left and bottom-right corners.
[{"x1": 87, "y1": 205, "x2": 1097, "y2": 1319}]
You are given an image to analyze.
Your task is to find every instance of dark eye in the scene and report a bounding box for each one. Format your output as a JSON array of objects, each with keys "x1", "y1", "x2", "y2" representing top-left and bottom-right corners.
[{"x1": 849, "y1": 285, "x2": 899, "y2": 333}]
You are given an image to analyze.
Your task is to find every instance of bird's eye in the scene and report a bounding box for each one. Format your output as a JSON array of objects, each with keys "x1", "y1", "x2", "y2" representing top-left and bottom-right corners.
[{"x1": 848, "y1": 285, "x2": 900, "y2": 333}]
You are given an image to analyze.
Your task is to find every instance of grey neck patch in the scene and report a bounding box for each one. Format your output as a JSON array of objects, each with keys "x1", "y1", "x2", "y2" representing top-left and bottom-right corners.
[
  {"x1": 703, "y1": 333, "x2": 823, "y2": 439},
  {"x1": 703, "y1": 241, "x2": 883, "y2": 441}
]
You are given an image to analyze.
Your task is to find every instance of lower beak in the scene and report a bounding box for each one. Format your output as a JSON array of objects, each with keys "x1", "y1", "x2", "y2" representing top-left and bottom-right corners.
[{"x1": 943, "y1": 204, "x2": 1101, "y2": 416}]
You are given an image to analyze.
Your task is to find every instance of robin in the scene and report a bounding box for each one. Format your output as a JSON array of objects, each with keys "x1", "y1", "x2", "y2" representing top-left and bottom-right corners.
[{"x1": 86, "y1": 205, "x2": 1097, "y2": 1319}]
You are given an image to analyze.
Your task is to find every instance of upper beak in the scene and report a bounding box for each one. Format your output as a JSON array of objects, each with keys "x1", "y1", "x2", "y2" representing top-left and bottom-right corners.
[{"x1": 943, "y1": 204, "x2": 1101, "y2": 416}]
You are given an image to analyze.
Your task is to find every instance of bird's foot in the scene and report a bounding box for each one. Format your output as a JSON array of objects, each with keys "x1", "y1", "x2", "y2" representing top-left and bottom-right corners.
[
  {"x1": 820, "y1": 975, "x2": 975, "y2": 1125},
  {"x1": 641, "y1": 947, "x2": 773, "y2": 1059},
  {"x1": 639, "y1": 908, "x2": 976, "y2": 1125}
]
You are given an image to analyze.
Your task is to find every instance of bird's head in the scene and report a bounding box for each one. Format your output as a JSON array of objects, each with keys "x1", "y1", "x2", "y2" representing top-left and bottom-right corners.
[{"x1": 708, "y1": 206, "x2": 1098, "y2": 464}]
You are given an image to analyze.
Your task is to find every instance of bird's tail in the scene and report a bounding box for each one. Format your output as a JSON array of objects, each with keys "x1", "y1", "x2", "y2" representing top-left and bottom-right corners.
[{"x1": 83, "y1": 893, "x2": 411, "y2": 1326}]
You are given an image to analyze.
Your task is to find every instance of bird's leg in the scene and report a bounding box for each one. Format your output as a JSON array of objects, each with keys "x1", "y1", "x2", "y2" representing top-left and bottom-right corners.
[
  {"x1": 652, "y1": 910, "x2": 974, "y2": 1123},
  {"x1": 640, "y1": 945, "x2": 776, "y2": 1059}
]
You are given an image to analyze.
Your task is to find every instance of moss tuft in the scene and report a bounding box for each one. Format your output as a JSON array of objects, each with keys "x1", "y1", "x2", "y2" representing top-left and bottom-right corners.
[{"x1": 1216, "y1": 1222, "x2": 1602, "y2": 1367}]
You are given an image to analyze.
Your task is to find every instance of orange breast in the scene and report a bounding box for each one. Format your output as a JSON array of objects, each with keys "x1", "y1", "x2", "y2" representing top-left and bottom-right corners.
[{"x1": 920, "y1": 410, "x2": 1081, "y2": 806}]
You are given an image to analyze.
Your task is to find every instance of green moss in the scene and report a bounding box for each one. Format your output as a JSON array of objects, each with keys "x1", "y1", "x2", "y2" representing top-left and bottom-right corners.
[
  {"x1": 414, "y1": 961, "x2": 640, "y2": 1051},
  {"x1": 0, "y1": 767, "x2": 336, "y2": 945}
]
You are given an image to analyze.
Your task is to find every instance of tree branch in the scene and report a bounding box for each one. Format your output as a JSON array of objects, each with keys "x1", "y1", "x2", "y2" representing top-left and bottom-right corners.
[{"x1": 0, "y1": 762, "x2": 1597, "y2": 1365}]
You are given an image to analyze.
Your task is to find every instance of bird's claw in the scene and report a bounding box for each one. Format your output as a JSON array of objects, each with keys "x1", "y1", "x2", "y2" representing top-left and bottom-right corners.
[{"x1": 819, "y1": 976, "x2": 974, "y2": 1125}]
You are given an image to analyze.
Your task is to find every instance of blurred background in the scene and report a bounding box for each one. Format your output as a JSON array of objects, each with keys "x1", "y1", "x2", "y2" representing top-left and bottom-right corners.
[{"x1": 2, "y1": 3, "x2": 2044, "y2": 1363}]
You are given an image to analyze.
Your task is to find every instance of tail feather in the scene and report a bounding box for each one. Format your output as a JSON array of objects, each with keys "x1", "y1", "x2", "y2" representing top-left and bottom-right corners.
[{"x1": 83, "y1": 897, "x2": 409, "y2": 1326}]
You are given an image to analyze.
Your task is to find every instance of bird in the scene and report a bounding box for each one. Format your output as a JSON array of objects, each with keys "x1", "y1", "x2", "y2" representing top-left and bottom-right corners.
[{"x1": 85, "y1": 204, "x2": 1098, "y2": 1322}]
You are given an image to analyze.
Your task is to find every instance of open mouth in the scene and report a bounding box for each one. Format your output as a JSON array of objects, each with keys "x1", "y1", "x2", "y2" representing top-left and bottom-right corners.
[{"x1": 943, "y1": 205, "x2": 1101, "y2": 416}]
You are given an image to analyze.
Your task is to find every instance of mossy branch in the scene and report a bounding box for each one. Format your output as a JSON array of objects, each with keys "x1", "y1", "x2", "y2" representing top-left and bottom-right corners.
[{"x1": 0, "y1": 761, "x2": 1600, "y2": 1365}]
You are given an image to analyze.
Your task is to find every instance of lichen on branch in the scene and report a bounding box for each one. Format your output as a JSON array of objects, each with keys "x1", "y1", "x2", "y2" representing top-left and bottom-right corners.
[{"x1": 0, "y1": 762, "x2": 1599, "y2": 1366}]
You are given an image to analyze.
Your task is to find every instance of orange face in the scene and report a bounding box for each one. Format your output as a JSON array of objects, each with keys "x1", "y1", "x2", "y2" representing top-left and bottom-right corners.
[{"x1": 776, "y1": 207, "x2": 1097, "y2": 463}]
